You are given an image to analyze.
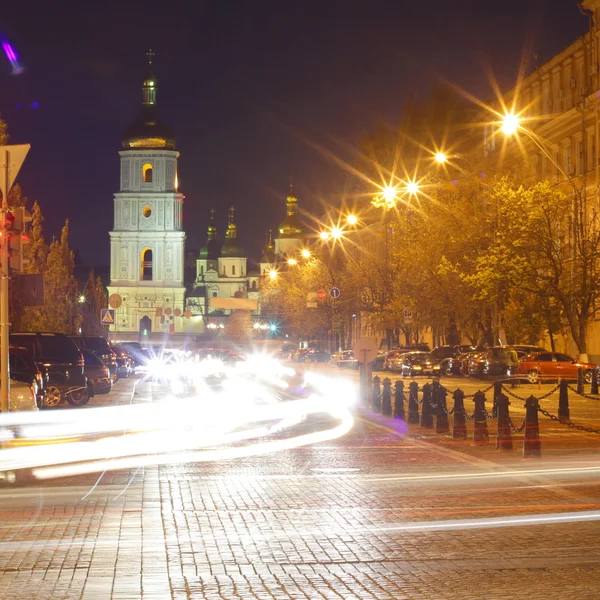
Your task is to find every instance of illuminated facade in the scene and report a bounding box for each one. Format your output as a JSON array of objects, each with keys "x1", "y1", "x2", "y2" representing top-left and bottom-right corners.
[
  {"x1": 107, "y1": 53, "x2": 186, "y2": 338},
  {"x1": 186, "y1": 208, "x2": 260, "y2": 322}
]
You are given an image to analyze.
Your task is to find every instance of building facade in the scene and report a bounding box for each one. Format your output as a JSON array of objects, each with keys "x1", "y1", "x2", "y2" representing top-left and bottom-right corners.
[{"x1": 107, "y1": 54, "x2": 186, "y2": 338}]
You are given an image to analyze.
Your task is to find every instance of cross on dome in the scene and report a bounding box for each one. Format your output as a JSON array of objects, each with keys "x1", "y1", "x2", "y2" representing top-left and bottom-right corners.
[{"x1": 146, "y1": 48, "x2": 155, "y2": 65}]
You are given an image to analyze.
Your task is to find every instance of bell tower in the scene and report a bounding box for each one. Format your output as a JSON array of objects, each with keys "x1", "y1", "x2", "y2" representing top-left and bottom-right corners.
[{"x1": 107, "y1": 50, "x2": 186, "y2": 338}]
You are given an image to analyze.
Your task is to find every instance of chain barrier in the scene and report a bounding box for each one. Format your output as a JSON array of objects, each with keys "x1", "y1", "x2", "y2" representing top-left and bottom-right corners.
[
  {"x1": 500, "y1": 383, "x2": 560, "y2": 402},
  {"x1": 566, "y1": 384, "x2": 600, "y2": 401},
  {"x1": 538, "y1": 407, "x2": 600, "y2": 434},
  {"x1": 508, "y1": 415, "x2": 527, "y2": 433}
]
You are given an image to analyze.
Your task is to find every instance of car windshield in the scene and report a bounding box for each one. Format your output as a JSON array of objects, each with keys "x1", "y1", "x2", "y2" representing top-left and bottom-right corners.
[
  {"x1": 35, "y1": 336, "x2": 79, "y2": 361},
  {"x1": 407, "y1": 353, "x2": 431, "y2": 363},
  {"x1": 81, "y1": 338, "x2": 111, "y2": 353},
  {"x1": 83, "y1": 350, "x2": 104, "y2": 366}
]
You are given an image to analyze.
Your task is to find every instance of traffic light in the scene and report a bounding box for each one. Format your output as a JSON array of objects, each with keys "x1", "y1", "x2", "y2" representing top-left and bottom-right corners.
[{"x1": 4, "y1": 207, "x2": 32, "y2": 273}]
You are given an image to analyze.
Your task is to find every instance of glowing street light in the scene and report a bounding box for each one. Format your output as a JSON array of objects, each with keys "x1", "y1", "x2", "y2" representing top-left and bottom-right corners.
[
  {"x1": 405, "y1": 180, "x2": 420, "y2": 195},
  {"x1": 435, "y1": 152, "x2": 448, "y2": 164},
  {"x1": 319, "y1": 231, "x2": 330, "y2": 240},
  {"x1": 78, "y1": 295, "x2": 86, "y2": 304},
  {"x1": 501, "y1": 112, "x2": 520, "y2": 136},
  {"x1": 300, "y1": 248, "x2": 311, "y2": 259},
  {"x1": 287, "y1": 258, "x2": 297, "y2": 266},
  {"x1": 346, "y1": 214, "x2": 358, "y2": 225},
  {"x1": 382, "y1": 186, "x2": 398, "y2": 204},
  {"x1": 269, "y1": 269, "x2": 278, "y2": 280},
  {"x1": 330, "y1": 226, "x2": 343, "y2": 239}
]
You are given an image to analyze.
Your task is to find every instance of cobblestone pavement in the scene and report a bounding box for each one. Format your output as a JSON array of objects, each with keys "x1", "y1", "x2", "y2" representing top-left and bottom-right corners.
[{"x1": 1, "y1": 372, "x2": 600, "y2": 598}]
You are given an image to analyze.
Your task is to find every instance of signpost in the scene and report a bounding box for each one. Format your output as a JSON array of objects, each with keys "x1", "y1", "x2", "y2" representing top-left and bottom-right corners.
[
  {"x1": 316, "y1": 289, "x2": 326, "y2": 302},
  {"x1": 354, "y1": 338, "x2": 378, "y2": 406},
  {"x1": 403, "y1": 308, "x2": 413, "y2": 324},
  {"x1": 0, "y1": 144, "x2": 31, "y2": 413},
  {"x1": 101, "y1": 309, "x2": 115, "y2": 325},
  {"x1": 329, "y1": 287, "x2": 340, "y2": 299}
]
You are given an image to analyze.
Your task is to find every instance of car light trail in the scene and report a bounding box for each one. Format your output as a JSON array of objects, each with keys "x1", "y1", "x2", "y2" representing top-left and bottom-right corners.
[{"x1": 0, "y1": 355, "x2": 356, "y2": 481}]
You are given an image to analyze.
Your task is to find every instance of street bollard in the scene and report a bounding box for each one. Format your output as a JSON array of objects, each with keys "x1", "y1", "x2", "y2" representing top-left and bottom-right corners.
[
  {"x1": 558, "y1": 378, "x2": 570, "y2": 420},
  {"x1": 408, "y1": 381, "x2": 419, "y2": 424},
  {"x1": 435, "y1": 385, "x2": 450, "y2": 434},
  {"x1": 420, "y1": 383, "x2": 434, "y2": 428},
  {"x1": 577, "y1": 368, "x2": 585, "y2": 396},
  {"x1": 495, "y1": 393, "x2": 513, "y2": 451},
  {"x1": 452, "y1": 389, "x2": 467, "y2": 439},
  {"x1": 493, "y1": 380, "x2": 503, "y2": 407},
  {"x1": 472, "y1": 391, "x2": 489, "y2": 445},
  {"x1": 372, "y1": 376, "x2": 381, "y2": 412},
  {"x1": 381, "y1": 378, "x2": 392, "y2": 416},
  {"x1": 592, "y1": 369, "x2": 599, "y2": 395},
  {"x1": 523, "y1": 395, "x2": 541, "y2": 458},
  {"x1": 394, "y1": 380, "x2": 405, "y2": 420}
]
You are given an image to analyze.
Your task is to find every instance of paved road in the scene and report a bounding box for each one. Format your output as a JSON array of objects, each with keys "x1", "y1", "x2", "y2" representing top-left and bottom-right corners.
[{"x1": 1, "y1": 369, "x2": 600, "y2": 598}]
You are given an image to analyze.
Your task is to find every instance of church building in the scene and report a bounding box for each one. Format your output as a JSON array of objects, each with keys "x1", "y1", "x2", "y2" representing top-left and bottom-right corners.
[{"x1": 107, "y1": 52, "x2": 186, "y2": 338}]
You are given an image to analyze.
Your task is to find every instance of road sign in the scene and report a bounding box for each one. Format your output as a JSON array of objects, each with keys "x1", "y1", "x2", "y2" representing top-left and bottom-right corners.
[
  {"x1": 0, "y1": 144, "x2": 31, "y2": 201},
  {"x1": 354, "y1": 338, "x2": 378, "y2": 364},
  {"x1": 101, "y1": 309, "x2": 115, "y2": 325},
  {"x1": 403, "y1": 308, "x2": 413, "y2": 324},
  {"x1": 329, "y1": 287, "x2": 340, "y2": 299},
  {"x1": 109, "y1": 293, "x2": 122, "y2": 309},
  {"x1": 306, "y1": 301, "x2": 318, "y2": 308},
  {"x1": 316, "y1": 289, "x2": 326, "y2": 302}
]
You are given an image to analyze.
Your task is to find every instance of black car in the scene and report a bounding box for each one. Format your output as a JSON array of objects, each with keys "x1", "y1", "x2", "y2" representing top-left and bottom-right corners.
[
  {"x1": 69, "y1": 336, "x2": 118, "y2": 381},
  {"x1": 304, "y1": 349, "x2": 331, "y2": 364},
  {"x1": 120, "y1": 341, "x2": 151, "y2": 367},
  {"x1": 82, "y1": 350, "x2": 113, "y2": 395},
  {"x1": 9, "y1": 346, "x2": 46, "y2": 408},
  {"x1": 111, "y1": 344, "x2": 134, "y2": 377},
  {"x1": 396, "y1": 352, "x2": 442, "y2": 377},
  {"x1": 9, "y1": 332, "x2": 90, "y2": 407}
]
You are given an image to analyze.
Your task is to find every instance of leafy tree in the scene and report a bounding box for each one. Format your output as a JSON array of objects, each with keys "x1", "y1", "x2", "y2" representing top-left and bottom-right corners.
[{"x1": 79, "y1": 269, "x2": 108, "y2": 336}]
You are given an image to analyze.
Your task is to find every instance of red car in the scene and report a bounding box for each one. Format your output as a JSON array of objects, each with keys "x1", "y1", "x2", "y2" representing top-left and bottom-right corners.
[{"x1": 518, "y1": 352, "x2": 598, "y2": 384}]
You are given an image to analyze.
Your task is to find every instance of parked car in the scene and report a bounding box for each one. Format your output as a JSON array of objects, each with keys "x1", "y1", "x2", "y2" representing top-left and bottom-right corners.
[
  {"x1": 82, "y1": 350, "x2": 113, "y2": 395},
  {"x1": 304, "y1": 349, "x2": 331, "y2": 364},
  {"x1": 9, "y1": 346, "x2": 46, "y2": 408},
  {"x1": 512, "y1": 345, "x2": 548, "y2": 356},
  {"x1": 517, "y1": 352, "x2": 598, "y2": 384},
  {"x1": 372, "y1": 351, "x2": 387, "y2": 371},
  {"x1": 8, "y1": 380, "x2": 38, "y2": 411},
  {"x1": 337, "y1": 351, "x2": 359, "y2": 369},
  {"x1": 69, "y1": 336, "x2": 118, "y2": 381},
  {"x1": 482, "y1": 346, "x2": 520, "y2": 378},
  {"x1": 9, "y1": 332, "x2": 89, "y2": 407},
  {"x1": 467, "y1": 351, "x2": 488, "y2": 378},
  {"x1": 395, "y1": 352, "x2": 442, "y2": 377},
  {"x1": 111, "y1": 344, "x2": 134, "y2": 377},
  {"x1": 119, "y1": 342, "x2": 149, "y2": 367},
  {"x1": 445, "y1": 351, "x2": 477, "y2": 376}
]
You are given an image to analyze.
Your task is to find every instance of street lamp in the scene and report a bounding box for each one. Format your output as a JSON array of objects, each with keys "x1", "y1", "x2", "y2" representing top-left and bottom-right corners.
[
  {"x1": 319, "y1": 230, "x2": 330, "y2": 240},
  {"x1": 501, "y1": 112, "x2": 520, "y2": 136},
  {"x1": 78, "y1": 294, "x2": 86, "y2": 304},
  {"x1": 330, "y1": 226, "x2": 343, "y2": 239},
  {"x1": 269, "y1": 269, "x2": 278, "y2": 280},
  {"x1": 287, "y1": 258, "x2": 297, "y2": 266},
  {"x1": 346, "y1": 214, "x2": 358, "y2": 225},
  {"x1": 435, "y1": 152, "x2": 448, "y2": 164},
  {"x1": 300, "y1": 248, "x2": 311, "y2": 259}
]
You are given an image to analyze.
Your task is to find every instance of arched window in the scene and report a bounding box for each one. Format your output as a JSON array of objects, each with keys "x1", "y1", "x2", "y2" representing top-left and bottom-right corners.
[
  {"x1": 212, "y1": 292, "x2": 217, "y2": 297},
  {"x1": 232, "y1": 265, "x2": 236, "y2": 275},
  {"x1": 142, "y1": 163, "x2": 153, "y2": 183},
  {"x1": 200, "y1": 265, "x2": 204, "y2": 275},
  {"x1": 141, "y1": 248, "x2": 153, "y2": 281},
  {"x1": 251, "y1": 280, "x2": 257, "y2": 291}
]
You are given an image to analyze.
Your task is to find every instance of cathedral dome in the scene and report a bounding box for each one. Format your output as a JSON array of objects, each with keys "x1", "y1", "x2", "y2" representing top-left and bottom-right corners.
[
  {"x1": 122, "y1": 51, "x2": 176, "y2": 150},
  {"x1": 277, "y1": 189, "x2": 304, "y2": 238},
  {"x1": 221, "y1": 206, "x2": 245, "y2": 258}
]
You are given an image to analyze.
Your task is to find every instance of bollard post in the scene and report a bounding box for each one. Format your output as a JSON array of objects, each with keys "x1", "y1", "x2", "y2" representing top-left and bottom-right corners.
[
  {"x1": 381, "y1": 378, "x2": 392, "y2": 416},
  {"x1": 420, "y1": 383, "x2": 434, "y2": 428},
  {"x1": 372, "y1": 376, "x2": 381, "y2": 412},
  {"x1": 495, "y1": 393, "x2": 513, "y2": 451},
  {"x1": 577, "y1": 367, "x2": 585, "y2": 396},
  {"x1": 558, "y1": 378, "x2": 570, "y2": 420},
  {"x1": 523, "y1": 395, "x2": 541, "y2": 458},
  {"x1": 452, "y1": 389, "x2": 467, "y2": 439},
  {"x1": 436, "y1": 385, "x2": 450, "y2": 434},
  {"x1": 472, "y1": 391, "x2": 489, "y2": 445},
  {"x1": 493, "y1": 380, "x2": 503, "y2": 404},
  {"x1": 592, "y1": 369, "x2": 599, "y2": 395},
  {"x1": 394, "y1": 380, "x2": 405, "y2": 420},
  {"x1": 408, "y1": 381, "x2": 419, "y2": 424}
]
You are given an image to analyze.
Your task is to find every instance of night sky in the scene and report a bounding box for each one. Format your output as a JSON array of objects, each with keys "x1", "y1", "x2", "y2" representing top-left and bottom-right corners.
[{"x1": 0, "y1": 0, "x2": 587, "y2": 268}]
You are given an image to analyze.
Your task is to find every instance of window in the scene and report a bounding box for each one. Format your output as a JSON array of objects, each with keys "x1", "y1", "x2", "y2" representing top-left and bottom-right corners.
[
  {"x1": 555, "y1": 354, "x2": 574, "y2": 363},
  {"x1": 578, "y1": 140, "x2": 583, "y2": 175},
  {"x1": 143, "y1": 206, "x2": 152, "y2": 218},
  {"x1": 141, "y1": 248, "x2": 153, "y2": 281},
  {"x1": 200, "y1": 265, "x2": 204, "y2": 275},
  {"x1": 536, "y1": 353, "x2": 553, "y2": 362},
  {"x1": 142, "y1": 163, "x2": 153, "y2": 183},
  {"x1": 212, "y1": 292, "x2": 217, "y2": 297},
  {"x1": 232, "y1": 265, "x2": 236, "y2": 275}
]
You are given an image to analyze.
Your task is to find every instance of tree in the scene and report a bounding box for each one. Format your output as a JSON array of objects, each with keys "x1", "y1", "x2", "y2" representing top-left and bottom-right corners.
[{"x1": 79, "y1": 269, "x2": 108, "y2": 336}]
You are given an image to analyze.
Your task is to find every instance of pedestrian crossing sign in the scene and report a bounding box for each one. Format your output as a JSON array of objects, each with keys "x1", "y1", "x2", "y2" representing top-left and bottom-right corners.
[{"x1": 101, "y1": 309, "x2": 115, "y2": 325}]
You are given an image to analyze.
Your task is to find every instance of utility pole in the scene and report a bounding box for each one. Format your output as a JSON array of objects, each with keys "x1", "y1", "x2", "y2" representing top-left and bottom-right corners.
[{"x1": 0, "y1": 144, "x2": 30, "y2": 412}]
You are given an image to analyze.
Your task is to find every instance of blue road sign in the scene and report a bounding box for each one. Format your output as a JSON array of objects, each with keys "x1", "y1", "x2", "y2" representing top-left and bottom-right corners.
[
  {"x1": 101, "y1": 309, "x2": 115, "y2": 325},
  {"x1": 329, "y1": 287, "x2": 340, "y2": 299}
]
